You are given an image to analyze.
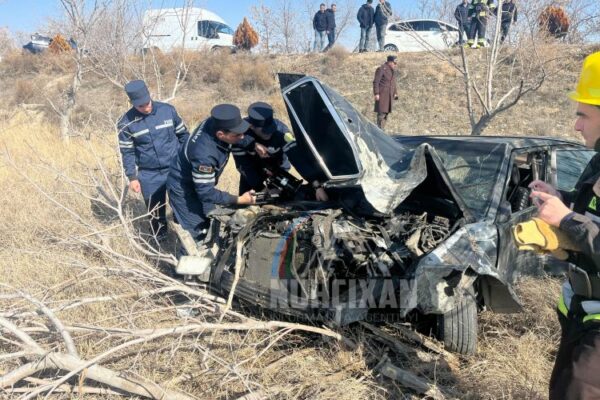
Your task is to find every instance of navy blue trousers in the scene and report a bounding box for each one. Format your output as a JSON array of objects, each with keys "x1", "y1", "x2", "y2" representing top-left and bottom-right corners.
[
  {"x1": 168, "y1": 186, "x2": 209, "y2": 241},
  {"x1": 138, "y1": 168, "x2": 169, "y2": 236}
]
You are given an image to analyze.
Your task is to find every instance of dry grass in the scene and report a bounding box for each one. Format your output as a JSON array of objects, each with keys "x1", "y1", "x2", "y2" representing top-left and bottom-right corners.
[{"x1": 0, "y1": 45, "x2": 587, "y2": 399}]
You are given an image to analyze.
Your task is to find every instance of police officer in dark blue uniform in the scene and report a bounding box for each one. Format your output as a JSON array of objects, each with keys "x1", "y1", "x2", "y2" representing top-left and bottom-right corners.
[
  {"x1": 233, "y1": 102, "x2": 330, "y2": 202},
  {"x1": 118, "y1": 80, "x2": 189, "y2": 238},
  {"x1": 167, "y1": 104, "x2": 257, "y2": 240}
]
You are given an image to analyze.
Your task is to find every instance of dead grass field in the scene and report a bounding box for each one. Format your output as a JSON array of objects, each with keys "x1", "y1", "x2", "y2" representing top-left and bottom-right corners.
[{"x1": 0, "y1": 45, "x2": 592, "y2": 399}]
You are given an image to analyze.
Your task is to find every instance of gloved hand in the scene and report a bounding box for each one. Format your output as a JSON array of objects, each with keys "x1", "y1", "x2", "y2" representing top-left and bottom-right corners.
[{"x1": 513, "y1": 217, "x2": 579, "y2": 260}]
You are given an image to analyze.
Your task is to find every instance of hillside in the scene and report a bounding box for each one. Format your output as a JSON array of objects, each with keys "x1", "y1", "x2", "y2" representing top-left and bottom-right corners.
[{"x1": 0, "y1": 45, "x2": 595, "y2": 399}]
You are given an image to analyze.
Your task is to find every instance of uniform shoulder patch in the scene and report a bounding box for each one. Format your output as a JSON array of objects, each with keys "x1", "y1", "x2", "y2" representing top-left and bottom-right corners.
[
  {"x1": 198, "y1": 165, "x2": 214, "y2": 174},
  {"x1": 284, "y1": 132, "x2": 295, "y2": 143}
]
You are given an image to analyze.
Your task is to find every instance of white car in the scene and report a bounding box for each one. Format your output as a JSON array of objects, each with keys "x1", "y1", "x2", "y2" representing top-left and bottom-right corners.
[{"x1": 383, "y1": 19, "x2": 465, "y2": 52}]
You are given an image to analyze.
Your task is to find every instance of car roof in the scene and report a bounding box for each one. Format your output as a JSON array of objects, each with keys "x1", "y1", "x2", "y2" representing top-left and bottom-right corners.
[
  {"x1": 394, "y1": 135, "x2": 584, "y2": 150},
  {"x1": 398, "y1": 19, "x2": 449, "y2": 23}
]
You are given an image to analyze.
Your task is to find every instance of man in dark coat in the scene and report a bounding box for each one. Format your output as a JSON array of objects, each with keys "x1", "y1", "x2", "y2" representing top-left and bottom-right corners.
[
  {"x1": 526, "y1": 51, "x2": 600, "y2": 400},
  {"x1": 497, "y1": 0, "x2": 517, "y2": 43},
  {"x1": 374, "y1": 0, "x2": 393, "y2": 51},
  {"x1": 313, "y1": 3, "x2": 328, "y2": 52},
  {"x1": 324, "y1": 4, "x2": 337, "y2": 51},
  {"x1": 118, "y1": 79, "x2": 189, "y2": 239},
  {"x1": 454, "y1": 0, "x2": 470, "y2": 45},
  {"x1": 357, "y1": 0, "x2": 374, "y2": 52},
  {"x1": 373, "y1": 55, "x2": 398, "y2": 129}
]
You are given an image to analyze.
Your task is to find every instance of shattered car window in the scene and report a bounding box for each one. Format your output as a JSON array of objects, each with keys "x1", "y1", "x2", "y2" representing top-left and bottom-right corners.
[{"x1": 397, "y1": 138, "x2": 507, "y2": 218}]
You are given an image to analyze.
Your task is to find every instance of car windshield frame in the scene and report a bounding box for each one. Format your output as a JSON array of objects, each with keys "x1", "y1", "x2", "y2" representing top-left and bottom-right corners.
[
  {"x1": 396, "y1": 137, "x2": 509, "y2": 219},
  {"x1": 281, "y1": 78, "x2": 363, "y2": 181}
]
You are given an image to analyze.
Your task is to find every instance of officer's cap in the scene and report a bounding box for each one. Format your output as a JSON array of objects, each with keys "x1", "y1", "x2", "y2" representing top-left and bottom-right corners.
[
  {"x1": 247, "y1": 102, "x2": 277, "y2": 135},
  {"x1": 211, "y1": 104, "x2": 250, "y2": 134},
  {"x1": 124, "y1": 80, "x2": 151, "y2": 107}
]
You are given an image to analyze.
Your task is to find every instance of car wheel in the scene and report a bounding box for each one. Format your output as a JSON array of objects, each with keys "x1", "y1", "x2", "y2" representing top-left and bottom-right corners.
[
  {"x1": 383, "y1": 44, "x2": 398, "y2": 52},
  {"x1": 435, "y1": 290, "x2": 478, "y2": 355}
]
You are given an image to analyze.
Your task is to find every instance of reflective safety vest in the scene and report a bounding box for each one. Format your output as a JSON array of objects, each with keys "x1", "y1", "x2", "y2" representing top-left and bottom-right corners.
[
  {"x1": 557, "y1": 154, "x2": 600, "y2": 322},
  {"x1": 559, "y1": 281, "x2": 600, "y2": 322}
]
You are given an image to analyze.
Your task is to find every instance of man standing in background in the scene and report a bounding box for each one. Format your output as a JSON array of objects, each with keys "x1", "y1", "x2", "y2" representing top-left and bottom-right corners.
[
  {"x1": 324, "y1": 4, "x2": 337, "y2": 51},
  {"x1": 373, "y1": 55, "x2": 398, "y2": 129},
  {"x1": 498, "y1": 0, "x2": 517, "y2": 43},
  {"x1": 313, "y1": 3, "x2": 328, "y2": 52},
  {"x1": 357, "y1": 0, "x2": 374, "y2": 53},
  {"x1": 118, "y1": 80, "x2": 189, "y2": 240},
  {"x1": 454, "y1": 0, "x2": 470, "y2": 45},
  {"x1": 374, "y1": 0, "x2": 393, "y2": 52},
  {"x1": 467, "y1": 0, "x2": 496, "y2": 49}
]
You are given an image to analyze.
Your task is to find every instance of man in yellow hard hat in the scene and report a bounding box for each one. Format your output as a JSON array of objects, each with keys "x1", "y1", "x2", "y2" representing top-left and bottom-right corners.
[{"x1": 528, "y1": 51, "x2": 600, "y2": 399}]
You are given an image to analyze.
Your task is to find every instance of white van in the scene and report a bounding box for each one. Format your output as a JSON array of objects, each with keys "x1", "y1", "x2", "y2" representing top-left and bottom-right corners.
[{"x1": 143, "y1": 8, "x2": 235, "y2": 52}]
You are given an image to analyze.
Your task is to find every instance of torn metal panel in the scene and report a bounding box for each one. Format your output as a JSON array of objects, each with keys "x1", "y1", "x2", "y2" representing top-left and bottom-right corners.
[
  {"x1": 414, "y1": 222, "x2": 520, "y2": 314},
  {"x1": 280, "y1": 74, "x2": 472, "y2": 216}
]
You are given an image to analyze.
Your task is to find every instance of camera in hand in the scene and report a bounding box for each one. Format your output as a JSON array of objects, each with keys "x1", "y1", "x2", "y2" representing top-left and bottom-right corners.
[{"x1": 255, "y1": 167, "x2": 303, "y2": 204}]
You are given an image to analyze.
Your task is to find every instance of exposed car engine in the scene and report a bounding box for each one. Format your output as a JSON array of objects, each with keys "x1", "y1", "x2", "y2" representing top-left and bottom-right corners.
[{"x1": 224, "y1": 207, "x2": 452, "y2": 306}]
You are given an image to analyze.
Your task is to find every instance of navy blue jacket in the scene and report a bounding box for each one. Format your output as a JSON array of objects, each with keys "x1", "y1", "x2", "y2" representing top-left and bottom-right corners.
[
  {"x1": 357, "y1": 4, "x2": 375, "y2": 28},
  {"x1": 168, "y1": 118, "x2": 252, "y2": 215},
  {"x1": 118, "y1": 101, "x2": 188, "y2": 180},
  {"x1": 232, "y1": 119, "x2": 327, "y2": 189},
  {"x1": 498, "y1": 2, "x2": 517, "y2": 23},
  {"x1": 313, "y1": 10, "x2": 328, "y2": 31},
  {"x1": 232, "y1": 119, "x2": 296, "y2": 187},
  {"x1": 374, "y1": 1, "x2": 393, "y2": 27},
  {"x1": 325, "y1": 9, "x2": 336, "y2": 30}
]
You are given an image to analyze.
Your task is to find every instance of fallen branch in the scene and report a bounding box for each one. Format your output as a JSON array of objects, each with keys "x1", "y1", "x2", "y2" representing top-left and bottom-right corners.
[
  {"x1": 3, "y1": 352, "x2": 195, "y2": 400},
  {"x1": 376, "y1": 355, "x2": 448, "y2": 400}
]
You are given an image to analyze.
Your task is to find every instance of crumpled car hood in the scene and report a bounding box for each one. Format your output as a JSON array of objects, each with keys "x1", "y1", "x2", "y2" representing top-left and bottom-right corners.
[{"x1": 279, "y1": 73, "x2": 471, "y2": 219}]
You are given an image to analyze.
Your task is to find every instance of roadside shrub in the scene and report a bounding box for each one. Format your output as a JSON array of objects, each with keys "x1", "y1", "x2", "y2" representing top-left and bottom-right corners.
[
  {"x1": 221, "y1": 56, "x2": 274, "y2": 92},
  {"x1": 321, "y1": 46, "x2": 350, "y2": 72},
  {"x1": 12, "y1": 79, "x2": 36, "y2": 105},
  {"x1": 0, "y1": 51, "x2": 74, "y2": 77}
]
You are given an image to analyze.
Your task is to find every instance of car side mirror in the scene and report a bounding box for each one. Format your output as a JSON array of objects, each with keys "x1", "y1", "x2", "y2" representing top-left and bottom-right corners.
[{"x1": 497, "y1": 200, "x2": 512, "y2": 223}]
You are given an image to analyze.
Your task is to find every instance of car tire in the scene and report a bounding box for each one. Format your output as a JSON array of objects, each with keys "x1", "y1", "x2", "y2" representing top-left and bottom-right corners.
[
  {"x1": 435, "y1": 290, "x2": 478, "y2": 355},
  {"x1": 383, "y1": 44, "x2": 398, "y2": 52}
]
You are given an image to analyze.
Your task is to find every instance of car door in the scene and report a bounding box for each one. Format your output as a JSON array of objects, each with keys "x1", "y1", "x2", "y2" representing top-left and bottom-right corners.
[
  {"x1": 495, "y1": 149, "x2": 550, "y2": 278},
  {"x1": 439, "y1": 22, "x2": 460, "y2": 47},
  {"x1": 550, "y1": 147, "x2": 595, "y2": 192},
  {"x1": 419, "y1": 20, "x2": 446, "y2": 50},
  {"x1": 397, "y1": 21, "x2": 422, "y2": 52}
]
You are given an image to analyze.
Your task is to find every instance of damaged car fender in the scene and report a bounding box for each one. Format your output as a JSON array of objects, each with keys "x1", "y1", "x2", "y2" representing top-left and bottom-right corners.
[{"x1": 414, "y1": 222, "x2": 521, "y2": 315}]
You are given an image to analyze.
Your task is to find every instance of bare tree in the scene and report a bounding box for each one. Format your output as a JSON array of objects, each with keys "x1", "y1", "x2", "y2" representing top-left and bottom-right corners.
[
  {"x1": 52, "y1": 0, "x2": 105, "y2": 142},
  {"x1": 408, "y1": 0, "x2": 573, "y2": 135},
  {"x1": 273, "y1": 0, "x2": 302, "y2": 53},
  {"x1": 0, "y1": 27, "x2": 15, "y2": 59},
  {"x1": 251, "y1": 0, "x2": 276, "y2": 53},
  {"x1": 331, "y1": 0, "x2": 360, "y2": 44}
]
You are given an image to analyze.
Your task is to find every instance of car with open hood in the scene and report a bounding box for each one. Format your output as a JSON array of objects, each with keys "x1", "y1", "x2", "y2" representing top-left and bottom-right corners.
[{"x1": 177, "y1": 74, "x2": 593, "y2": 355}]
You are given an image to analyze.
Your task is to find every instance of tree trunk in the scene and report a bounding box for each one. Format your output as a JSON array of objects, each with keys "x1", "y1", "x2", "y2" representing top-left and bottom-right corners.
[{"x1": 60, "y1": 51, "x2": 83, "y2": 142}]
